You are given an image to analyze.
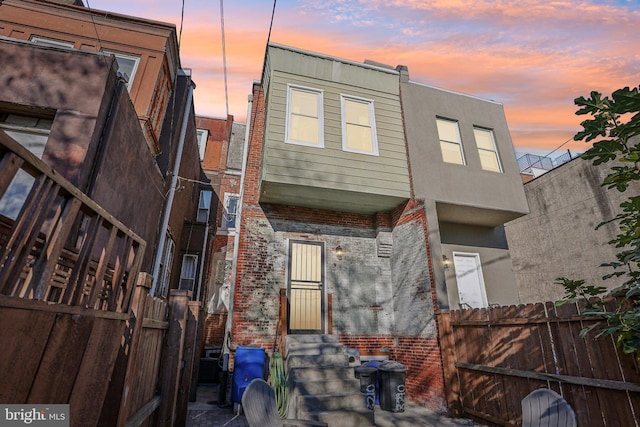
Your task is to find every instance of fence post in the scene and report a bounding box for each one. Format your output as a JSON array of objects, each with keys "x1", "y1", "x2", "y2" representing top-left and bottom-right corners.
[
  {"x1": 436, "y1": 310, "x2": 462, "y2": 416},
  {"x1": 98, "y1": 272, "x2": 152, "y2": 427},
  {"x1": 175, "y1": 301, "x2": 201, "y2": 427},
  {"x1": 157, "y1": 289, "x2": 192, "y2": 427}
]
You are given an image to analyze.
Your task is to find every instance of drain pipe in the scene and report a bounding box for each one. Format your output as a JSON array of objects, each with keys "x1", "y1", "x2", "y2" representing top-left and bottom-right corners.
[
  {"x1": 224, "y1": 93, "x2": 253, "y2": 341},
  {"x1": 151, "y1": 71, "x2": 195, "y2": 295}
]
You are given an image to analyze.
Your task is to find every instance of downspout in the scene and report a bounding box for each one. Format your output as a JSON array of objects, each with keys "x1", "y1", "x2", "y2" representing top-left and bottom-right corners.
[
  {"x1": 151, "y1": 70, "x2": 195, "y2": 295},
  {"x1": 224, "y1": 93, "x2": 253, "y2": 347}
]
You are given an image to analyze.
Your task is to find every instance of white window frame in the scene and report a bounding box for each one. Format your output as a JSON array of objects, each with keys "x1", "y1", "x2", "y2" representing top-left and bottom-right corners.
[
  {"x1": 179, "y1": 254, "x2": 198, "y2": 291},
  {"x1": 196, "y1": 129, "x2": 208, "y2": 160},
  {"x1": 103, "y1": 50, "x2": 140, "y2": 91},
  {"x1": 158, "y1": 236, "x2": 175, "y2": 298},
  {"x1": 197, "y1": 190, "x2": 212, "y2": 223},
  {"x1": 473, "y1": 127, "x2": 503, "y2": 173},
  {"x1": 436, "y1": 117, "x2": 466, "y2": 166},
  {"x1": 218, "y1": 193, "x2": 239, "y2": 235},
  {"x1": 340, "y1": 94, "x2": 379, "y2": 156},
  {"x1": 30, "y1": 36, "x2": 74, "y2": 49},
  {"x1": 285, "y1": 85, "x2": 324, "y2": 148}
]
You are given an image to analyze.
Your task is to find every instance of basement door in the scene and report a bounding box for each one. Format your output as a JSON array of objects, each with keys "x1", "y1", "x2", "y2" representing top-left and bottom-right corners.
[
  {"x1": 288, "y1": 241, "x2": 325, "y2": 334},
  {"x1": 453, "y1": 252, "x2": 488, "y2": 309}
]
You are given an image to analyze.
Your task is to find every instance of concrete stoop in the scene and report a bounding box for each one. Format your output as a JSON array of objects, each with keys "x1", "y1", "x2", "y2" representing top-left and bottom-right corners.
[{"x1": 285, "y1": 335, "x2": 375, "y2": 426}]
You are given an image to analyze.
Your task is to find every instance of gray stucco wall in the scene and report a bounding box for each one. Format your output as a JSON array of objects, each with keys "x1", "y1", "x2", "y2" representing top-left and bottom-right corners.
[
  {"x1": 400, "y1": 73, "x2": 528, "y2": 226},
  {"x1": 505, "y1": 158, "x2": 637, "y2": 303}
]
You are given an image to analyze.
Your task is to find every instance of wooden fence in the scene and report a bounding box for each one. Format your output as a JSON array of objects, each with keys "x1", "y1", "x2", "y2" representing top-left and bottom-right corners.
[
  {"x1": 0, "y1": 130, "x2": 202, "y2": 426},
  {"x1": 437, "y1": 302, "x2": 640, "y2": 426}
]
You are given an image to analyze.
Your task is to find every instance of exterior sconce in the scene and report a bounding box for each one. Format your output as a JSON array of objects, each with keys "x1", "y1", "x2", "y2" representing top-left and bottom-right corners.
[
  {"x1": 335, "y1": 245, "x2": 344, "y2": 260},
  {"x1": 442, "y1": 254, "x2": 451, "y2": 271}
]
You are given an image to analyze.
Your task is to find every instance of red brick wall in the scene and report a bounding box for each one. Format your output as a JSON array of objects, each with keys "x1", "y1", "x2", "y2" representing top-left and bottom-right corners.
[
  {"x1": 203, "y1": 313, "x2": 227, "y2": 348},
  {"x1": 339, "y1": 334, "x2": 446, "y2": 412}
]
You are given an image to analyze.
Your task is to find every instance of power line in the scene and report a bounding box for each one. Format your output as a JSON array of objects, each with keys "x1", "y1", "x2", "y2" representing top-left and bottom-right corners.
[{"x1": 220, "y1": 0, "x2": 229, "y2": 117}]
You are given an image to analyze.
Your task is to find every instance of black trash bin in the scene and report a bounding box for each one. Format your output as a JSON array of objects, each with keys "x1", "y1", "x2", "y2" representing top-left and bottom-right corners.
[
  {"x1": 378, "y1": 361, "x2": 406, "y2": 413},
  {"x1": 354, "y1": 365, "x2": 377, "y2": 410}
]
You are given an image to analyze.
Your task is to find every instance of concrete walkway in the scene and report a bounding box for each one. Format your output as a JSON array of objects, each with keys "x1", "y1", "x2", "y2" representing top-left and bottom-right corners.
[{"x1": 186, "y1": 384, "x2": 485, "y2": 427}]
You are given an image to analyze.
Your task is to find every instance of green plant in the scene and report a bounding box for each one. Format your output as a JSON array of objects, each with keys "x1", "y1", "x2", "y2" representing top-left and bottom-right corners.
[{"x1": 557, "y1": 86, "x2": 640, "y2": 358}]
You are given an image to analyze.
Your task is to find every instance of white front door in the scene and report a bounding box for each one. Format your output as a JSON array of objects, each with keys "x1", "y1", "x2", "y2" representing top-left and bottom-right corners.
[{"x1": 453, "y1": 252, "x2": 488, "y2": 309}]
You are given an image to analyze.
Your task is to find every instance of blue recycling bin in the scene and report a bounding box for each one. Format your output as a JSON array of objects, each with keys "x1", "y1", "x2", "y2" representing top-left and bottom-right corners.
[{"x1": 231, "y1": 346, "x2": 266, "y2": 403}]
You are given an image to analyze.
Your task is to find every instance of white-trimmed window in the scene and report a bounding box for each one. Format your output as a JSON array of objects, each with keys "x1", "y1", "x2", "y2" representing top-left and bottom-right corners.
[
  {"x1": 341, "y1": 95, "x2": 378, "y2": 155},
  {"x1": 436, "y1": 118, "x2": 465, "y2": 165},
  {"x1": 285, "y1": 85, "x2": 324, "y2": 147},
  {"x1": 0, "y1": 113, "x2": 52, "y2": 219},
  {"x1": 103, "y1": 50, "x2": 140, "y2": 91},
  {"x1": 221, "y1": 193, "x2": 239, "y2": 232},
  {"x1": 197, "y1": 190, "x2": 212, "y2": 223},
  {"x1": 158, "y1": 236, "x2": 175, "y2": 297},
  {"x1": 196, "y1": 129, "x2": 208, "y2": 160},
  {"x1": 474, "y1": 127, "x2": 502, "y2": 173},
  {"x1": 179, "y1": 254, "x2": 198, "y2": 291},
  {"x1": 31, "y1": 36, "x2": 74, "y2": 49}
]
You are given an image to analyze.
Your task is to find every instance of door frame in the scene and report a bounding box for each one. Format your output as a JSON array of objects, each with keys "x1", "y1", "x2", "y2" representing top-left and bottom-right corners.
[
  {"x1": 287, "y1": 240, "x2": 326, "y2": 334},
  {"x1": 452, "y1": 251, "x2": 488, "y2": 309}
]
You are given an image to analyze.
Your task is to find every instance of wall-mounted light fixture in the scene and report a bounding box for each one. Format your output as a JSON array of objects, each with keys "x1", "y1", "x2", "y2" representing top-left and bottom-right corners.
[
  {"x1": 442, "y1": 254, "x2": 451, "y2": 271},
  {"x1": 335, "y1": 245, "x2": 344, "y2": 260}
]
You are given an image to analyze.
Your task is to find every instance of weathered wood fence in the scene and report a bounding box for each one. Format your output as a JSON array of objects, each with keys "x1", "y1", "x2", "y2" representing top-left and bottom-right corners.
[
  {"x1": 0, "y1": 130, "x2": 202, "y2": 426},
  {"x1": 437, "y1": 302, "x2": 640, "y2": 426}
]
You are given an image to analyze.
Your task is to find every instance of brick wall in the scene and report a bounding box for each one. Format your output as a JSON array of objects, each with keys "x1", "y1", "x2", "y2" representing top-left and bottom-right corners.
[{"x1": 203, "y1": 313, "x2": 227, "y2": 348}]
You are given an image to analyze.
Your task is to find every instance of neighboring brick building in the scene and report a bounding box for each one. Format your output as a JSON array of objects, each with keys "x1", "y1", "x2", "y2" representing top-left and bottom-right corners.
[{"x1": 0, "y1": 0, "x2": 214, "y2": 301}]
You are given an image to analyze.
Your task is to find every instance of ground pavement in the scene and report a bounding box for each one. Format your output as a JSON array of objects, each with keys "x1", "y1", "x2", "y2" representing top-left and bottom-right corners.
[{"x1": 186, "y1": 384, "x2": 486, "y2": 427}]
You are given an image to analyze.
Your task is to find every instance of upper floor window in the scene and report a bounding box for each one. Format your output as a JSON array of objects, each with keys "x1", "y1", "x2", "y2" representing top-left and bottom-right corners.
[
  {"x1": 436, "y1": 118, "x2": 465, "y2": 165},
  {"x1": 103, "y1": 50, "x2": 140, "y2": 91},
  {"x1": 30, "y1": 36, "x2": 74, "y2": 49},
  {"x1": 179, "y1": 254, "x2": 198, "y2": 291},
  {"x1": 0, "y1": 113, "x2": 53, "y2": 220},
  {"x1": 196, "y1": 129, "x2": 208, "y2": 160},
  {"x1": 474, "y1": 127, "x2": 502, "y2": 173},
  {"x1": 197, "y1": 190, "x2": 212, "y2": 223},
  {"x1": 285, "y1": 85, "x2": 324, "y2": 147},
  {"x1": 341, "y1": 95, "x2": 379, "y2": 155},
  {"x1": 157, "y1": 235, "x2": 175, "y2": 297},
  {"x1": 221, "y1": 193, "x2": 239, "y2": 232}
]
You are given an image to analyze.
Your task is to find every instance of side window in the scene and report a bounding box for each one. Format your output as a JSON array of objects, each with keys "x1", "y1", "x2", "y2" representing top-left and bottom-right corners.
[
  {"x1": 436, "y1": 118, "x2": 465, "y2": 165},
  {"x1": 196, "y1": 129, "x2": 208, "y2": 160},
  {"x1": 222, "y1": 193, "x2": 239, "y2": 231},
  {"x1": 31, "y1": 36, "x2": 74, "y2": 49},
  {"x1": 103, "y1": 50, "x2": 140, "y2": 91},
  {"x1": 158, "y1": 236, "x2": 175, "y2": 297},
  {"x1": 197, "y1": 190, "x2": 212, "y2": 223},
  {"x1": 474, "y1": 127, "x2": 502, "y2": 173},
  {"x1": 285, "y1": 85, "x2": 324, "y2": 147},
  {"x1": 179, "y1": 254, "x2": 198, "y2": 291},
  {"x1": 341, "y1": 95, "x2": 378, "y2": 155},
  {"x1": 0, "y1": 113, "x2": 53, "y2": 219}
]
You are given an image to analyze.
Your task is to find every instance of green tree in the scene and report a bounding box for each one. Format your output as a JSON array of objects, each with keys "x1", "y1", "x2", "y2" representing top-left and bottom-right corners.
[{"x1": 557, "y1": 86, "x2": 640, "y2": 359}]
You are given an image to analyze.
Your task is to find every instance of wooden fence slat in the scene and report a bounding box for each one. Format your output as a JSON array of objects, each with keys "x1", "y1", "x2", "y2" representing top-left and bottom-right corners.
[
  {"x1": 69, "y1": 316, "x2": 127, "y2": 427},
  {"x1": 28, "y1": 313, "x2": 94, "y2": 403},
  {"x1": 435, "y1": 311, "x2": 462, "y2": 416},
  {"x1": 0, "y1": 151, "x2": 24, "y2": 198},
  {"x1": 175, "y1": 301, "x2": 201, "y2": 426},
  {"x1": 0, "y1": 307, "x2": 56, "y2": 403}
]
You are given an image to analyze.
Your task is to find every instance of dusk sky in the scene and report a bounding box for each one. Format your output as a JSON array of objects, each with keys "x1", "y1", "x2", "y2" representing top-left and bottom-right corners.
[{"x1": 88, "y1": 0, "x2": 639, "y2": 157}]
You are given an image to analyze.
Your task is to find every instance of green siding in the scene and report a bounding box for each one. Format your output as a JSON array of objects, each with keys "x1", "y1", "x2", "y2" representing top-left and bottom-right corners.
[{"x1": 260, "y1": 45, "x2": 410, "y2": 212}]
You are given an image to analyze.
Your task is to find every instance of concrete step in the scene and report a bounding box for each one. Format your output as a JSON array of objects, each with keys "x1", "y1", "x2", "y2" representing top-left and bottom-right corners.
[
  {"x1": 288, "y1": 365, "x2": 355, "y2": 382},
  {"x1": 296, "y1": 392, "x2": 366, "y2": 413},
  {"x1": 285, "y1": 342, "x2": 345, "y2": 357},
  {"x1": 285, "y1": 334, "x2": 340, "y2": 345},
  {"x1": 289, "y1": 378, "x2": 360, "y2": 395},
  {"x1": 286, "y1": 353, "x2": 348, "y2": 369},
  {"x1": 308, "y1": 408, "x2": 375, "y2": 426}
]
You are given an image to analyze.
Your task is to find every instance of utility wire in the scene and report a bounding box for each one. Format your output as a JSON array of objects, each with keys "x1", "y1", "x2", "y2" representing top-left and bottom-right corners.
[
  {"x1": 178, "y1": 0, "x2": 185, "y2": 51},
  {"x1": 220, "y1": 0, "x2": 229, "y2": 117}
]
